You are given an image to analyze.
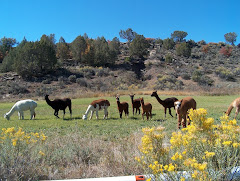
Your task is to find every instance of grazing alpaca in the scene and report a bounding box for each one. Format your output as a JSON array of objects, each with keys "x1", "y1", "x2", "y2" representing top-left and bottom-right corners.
[
  {"x1": 151, "y1": 91, "x2": 178, "y2": 118},
  {"x1": 4, "y1": 99, "x2": 37, "y2": 120},
  {"x1": 129, "y1": 94, "x2": 141, "y2": 115},
  {"x1": 45, "y1": 95, "x2": 72, "y2": 119},
  {"x1": 174, "y1": 97, "x2": 196, "y2": 129},
  {"x1": 82, "y1": 99, "x2": 110, "y2": 120},
  {"x1": 116, "y1": 95, "x2": 129, "y2": 118},
  {"x1": 225, "y1": 97, "x2": 240, "y2": 119},
  {"x1": 140, "y1": 97, "x2": 152, "y2": 120}
]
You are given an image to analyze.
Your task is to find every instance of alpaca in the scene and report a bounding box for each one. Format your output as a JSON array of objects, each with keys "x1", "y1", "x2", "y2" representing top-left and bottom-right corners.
[
  {"x1": 140, "y1": 97, "x2": 152, "y2": 120},
  {"x1": 129, "y1": 94, "x2": 141, "y2": 115},
  {"x1": 225, "y1": 97, "x2": 240, "y2": 119},
  {"x1": 174, "y1": 97, "x2": 196, "y2": 129},
  {"x1": 4, "y1": 99, "x2": 37, "y2": 120},
  {"x1": 116, "y1": 95, "x2": 129, "y2": 118},
  {"x1": 82, "y1": 99, "x2": 110, "y2": 120},
  {"x1": 45, "y1": 95, "x2": 72, "y2": 119},
  {"x1": 151, "y1": 91, "x2": 178, "y2": 118}
]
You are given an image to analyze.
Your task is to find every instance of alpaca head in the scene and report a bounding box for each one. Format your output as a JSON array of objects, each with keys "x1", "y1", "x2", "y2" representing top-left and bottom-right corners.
[
  {"x1": 151, "y1": 91, "x2": 157, "y2": 97},
  {"x1": 140, "y1": 97, "x2": 144, "y2": 104},
  {"x1": 82, "y1": 114, "x2": 87, "y2": 120},
  {"x1": 174, "y1": 101, "x2": 181, "y2": 110},
  {"x1": 116, "y1": 95, "x2": 120, "y2": 102},
  {"x1": 45, "y1": 95, "x2": 49, "y2": 99},
  {"x1": 4, "y1": 114, "x2": 10, "y2": 120}
]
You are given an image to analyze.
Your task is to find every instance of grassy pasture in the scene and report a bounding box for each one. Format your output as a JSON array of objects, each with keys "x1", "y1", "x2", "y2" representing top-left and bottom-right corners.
[{"x1": 0, "y1": 94, "x2": 239, "y2": 179}]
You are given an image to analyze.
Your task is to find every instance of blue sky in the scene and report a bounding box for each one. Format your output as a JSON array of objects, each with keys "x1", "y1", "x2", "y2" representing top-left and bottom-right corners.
[{"x1": 1, "y1": 0, "x2": 239, "y2": 44}]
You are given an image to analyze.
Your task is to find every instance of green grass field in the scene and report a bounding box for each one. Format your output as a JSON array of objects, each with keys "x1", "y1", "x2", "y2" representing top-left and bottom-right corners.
[
  {"x1": 0, "y1": 94, "x2": 240, "y2": 179},
  {"x1": 0, "y1": 94, "x2": 239, "y2": 137}
]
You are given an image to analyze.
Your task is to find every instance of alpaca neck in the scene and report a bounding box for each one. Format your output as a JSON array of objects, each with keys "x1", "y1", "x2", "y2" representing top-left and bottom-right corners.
[
  {"x1": 226, "y1": 105, "x2": 233, "y2": 116},
  {"x1": 117, "y1": 101, "x2": 121, "y2": 107},
  {"x1": 83, "y1": 105, "x2": 94, "y2": 117},
  {"x1": 130, "y1": 97, "x2": 134, "y2": 104},
  {"x1": 155, "y1": 95, "x2": 164, "y2": 105},
  {"x1": 6, "y1": 106, "x2": 17, "y2": 117},
  {"x1": 45, "y1": 96, "x2": 54, "y2": 107}
]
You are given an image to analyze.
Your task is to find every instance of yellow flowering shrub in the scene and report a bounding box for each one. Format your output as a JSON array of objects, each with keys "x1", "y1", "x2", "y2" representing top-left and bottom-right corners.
[
  {"x1": 0, "y1": 127, "x2": 47, "y2": 180},
  {"x1": 136, "y1": 108, "x2": 240, "y2": 180}
]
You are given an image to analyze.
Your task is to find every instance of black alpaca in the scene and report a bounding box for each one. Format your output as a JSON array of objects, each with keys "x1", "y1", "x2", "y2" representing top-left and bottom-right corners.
[{"x1": 45, "y1": 95, "x2": 72, "y2": 119}]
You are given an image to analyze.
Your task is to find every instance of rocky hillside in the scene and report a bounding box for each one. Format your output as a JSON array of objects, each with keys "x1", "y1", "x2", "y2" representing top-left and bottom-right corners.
[{"x1": 1, "y1": 41, "x2": 240, "y2": 101}]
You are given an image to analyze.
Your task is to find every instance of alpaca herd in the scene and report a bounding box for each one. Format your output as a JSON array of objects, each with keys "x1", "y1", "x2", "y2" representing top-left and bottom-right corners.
[{"x1": 2, "y1": 92, "x2": 240, "y2": 129}]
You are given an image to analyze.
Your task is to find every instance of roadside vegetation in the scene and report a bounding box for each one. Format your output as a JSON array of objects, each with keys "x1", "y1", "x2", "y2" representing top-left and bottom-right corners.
[{"x1": 0, "y1": 94, "x2": 239, "y2": 179}]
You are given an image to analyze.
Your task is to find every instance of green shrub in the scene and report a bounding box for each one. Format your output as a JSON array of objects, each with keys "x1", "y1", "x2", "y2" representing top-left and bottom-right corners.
[
  {"x1": 154, "y1": 74, "x2": 183, "y2": 90},
  {"x1": 176, "y1": 42, "x2": 191, "y2": 57},
  {"x1": 165, "y1": 54, "x2": 173, "y2": 63},
  {"x1": 215, "y1": 67, "x2": 235, "y2": 81},
  {"x1": 163, "y1": 38, "x2": 175, "y2": 50},
  {"x1": 68, "y1": 75, "x2": 77, "y2": 83}
]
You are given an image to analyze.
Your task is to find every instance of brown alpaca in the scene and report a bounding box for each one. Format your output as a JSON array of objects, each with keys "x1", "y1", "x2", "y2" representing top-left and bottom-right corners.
[
  {"x1": 129, "y1": 94, "x2": 141, "y2": 115},
  {"x1": 140, "y1": 97, "x2": 152, "y2": 120},
  {"x1": 174, "y1": 97, "x2": 196, "y2": 129},
  {"x1": 225, "y1": 97, "x2": 240, "y2": 119},
  {"x1": 151, "y1": 91, "x2": 178, "y2": 118},
  {"x1": 116, "y1": 95, "x2": 129, "y2": 119}
]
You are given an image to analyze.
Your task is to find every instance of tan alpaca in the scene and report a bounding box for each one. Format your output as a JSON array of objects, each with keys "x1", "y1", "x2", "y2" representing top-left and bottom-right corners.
[
  {"x1": 140, "y1": 97, "x2": 152, "y2": 120},
  {"x1": 226, "y1": 97, "x2": 240, "y2": 119},
  {"x1": 174, "y1": 97, "x2": 196, "y2": 129}
]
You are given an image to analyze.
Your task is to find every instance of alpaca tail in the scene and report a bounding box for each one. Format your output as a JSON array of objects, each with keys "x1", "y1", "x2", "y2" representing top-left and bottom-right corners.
[{"x1": 226, "y1": 105, "x2": 234, "y2": 116}]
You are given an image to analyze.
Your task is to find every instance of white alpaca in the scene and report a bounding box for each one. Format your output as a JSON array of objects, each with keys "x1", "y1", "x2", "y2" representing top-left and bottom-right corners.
[
  {"x1": 82, "y1": 99, "x2": 110, "y2": 120},
  {"x1": 4, "y1": 99, "x2": 37, "y2": 120}
]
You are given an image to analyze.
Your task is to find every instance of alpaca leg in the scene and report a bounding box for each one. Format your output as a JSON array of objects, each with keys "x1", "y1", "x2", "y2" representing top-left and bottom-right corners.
[
  {"x1": 182, "y1": 114, "x2": 187, "y2": 128},
  {"x1": 146, "y1": 112, "x2": 149, "y2": 121},
  {"x1": 90, "y1": 111, "x2": 94, "y2": 120},
  {"x1": 138, "y1": 108, "x2": 140, "y2": 115},
  {"x1": 19, "y1": 111, "x2": 24, "y2": 120},
  {"x1": 234, "y1": 107, "x2": 239, "y2": 119},
  {"x1": 96, "y1": 110, "x2": 99, "y2": 120},
  {"x1": 30, "y1": 110, "x2": 35, "y2": 120},
  {"x1": 54, "y1": 110, "x2": 60, "y2": 118},
  {"x1": 164, "y1": 108, "x2": 167, "y2": 118},
  {"x1": 18, "y1": 112, "x2": 20, "y2": 119},
  {"x1": 132, "y1": 108, "x2": 134, "y2": 115},
  {"x1": 68, "y1": 105, "x2": 72, "y2": 118},
  {"x1": 120, "y1": 111, "x2": 122, "y2": 119},
  {"x1": 169, "y1": 108, "x2": 173, "y2": 117},
  {"x1": 177, "y1": 114, "x2": 182, "y2": 129},
  {"x1": 103, "y1": 108, "x2": 108, "y2": 119},
  {"x1": 142, "y1": 112, "x2": 145, "y2": 120}
]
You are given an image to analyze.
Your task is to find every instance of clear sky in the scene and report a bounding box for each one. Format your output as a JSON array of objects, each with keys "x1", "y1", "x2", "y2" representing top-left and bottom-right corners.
[{"x1": 1, "y1": 0, "x2": 239, "y2": 44}]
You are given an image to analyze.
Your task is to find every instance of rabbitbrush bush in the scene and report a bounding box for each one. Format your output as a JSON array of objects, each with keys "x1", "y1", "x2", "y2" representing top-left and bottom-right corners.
[
  {"x1": 0, "y1": 127, "x2": 47, "y2": 180},
  {"x1": 136, "y1": 108, "x2": 240, "y2": 180}
]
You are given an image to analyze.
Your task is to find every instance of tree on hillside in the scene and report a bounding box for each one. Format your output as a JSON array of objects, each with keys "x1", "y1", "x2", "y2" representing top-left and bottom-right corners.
[
  {"x1": 109, "y1": 37, "x2": 120, "y2": 58},
  {"x1": 2, "y1": 38, "x2": 57, "y2": 79},
  {"x1": 224, "y1": 32, "x2": 237, "y2": 46},
  {"x1": 0, "y1": 37, "x2": 16, "y2": 62},
  {"x1": 119, "y1": 28, "x2": 137, "y2": 43},
  {"x1": 70, "y1": 35, "x2": 87, "y2": 63},
  {"x1": 129, "y1": 34, "x2": 150, "y2": 59},
  {"x1": 171, "y1": 30, "x2": 188, "y2": 42},
  {"x1": 56, "y1": 37, "x2": 70, "y2": 61},
  {"x1": 176, "y1": 42, "x2": 191, "y2": 57},
  {"x1": 163, "y1": 38, "x2": 175, "y2": 50}
]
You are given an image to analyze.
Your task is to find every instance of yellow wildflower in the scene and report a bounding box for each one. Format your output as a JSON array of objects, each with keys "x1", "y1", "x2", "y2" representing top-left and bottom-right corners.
[
  {"x1": 223, "y1": 141, "x2": 232, "y2": 146},
  {"x1": 39, "y1": 150, "x2": 45, "y2": 156},
  {"x1": 204, "y1": 151, "x2": 215, "y2": 158}
]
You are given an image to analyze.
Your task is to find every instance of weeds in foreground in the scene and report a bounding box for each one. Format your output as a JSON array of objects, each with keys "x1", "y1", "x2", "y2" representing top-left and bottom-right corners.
[{"x1": 136, "y1": 109, "x2": 240, "y2": 180}]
